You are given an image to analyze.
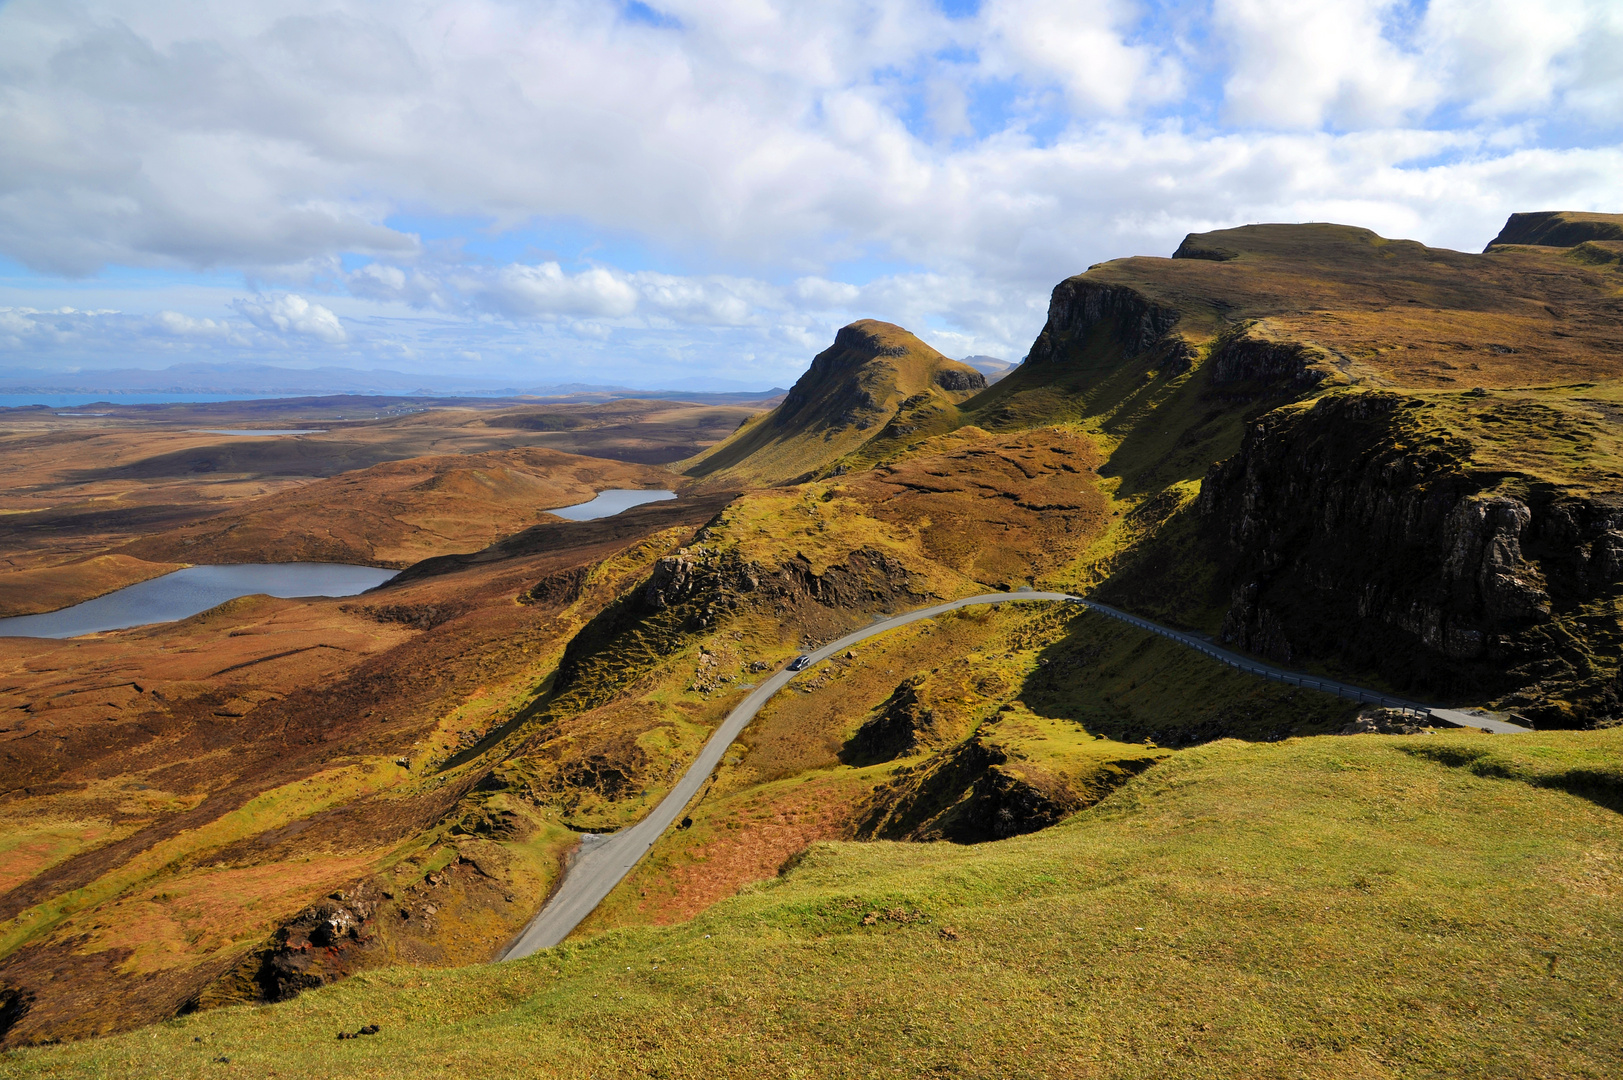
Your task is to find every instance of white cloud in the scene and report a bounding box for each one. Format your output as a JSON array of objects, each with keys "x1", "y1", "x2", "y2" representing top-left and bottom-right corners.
[
  {"x1": 1423, "y1": 0, "x2": 1623, "y2": 119},
  {"x1": 1214, "y1": 0, "x2": 1433, "y2": 129},
  {"x1": 157, "y1": 310, "x2": 229, "y2": 337},
  {"x1": 981, "y1": 0, "x2": 1180, "y2": 113},
  {"x1": 0, "y1": 0, "x2": 1616, "y2": 388},
  {"x1": 232, "y1": 293, "x2": 347, "y2": 343},
  {"x1": 478, "y1": 264, "x2": 639, "y2": 320}
]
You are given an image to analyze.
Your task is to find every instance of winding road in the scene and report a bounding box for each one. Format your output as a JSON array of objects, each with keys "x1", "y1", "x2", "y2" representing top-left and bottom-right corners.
[{"x1": 498, "y1": 590, "x2": 1528, "y2": 960}]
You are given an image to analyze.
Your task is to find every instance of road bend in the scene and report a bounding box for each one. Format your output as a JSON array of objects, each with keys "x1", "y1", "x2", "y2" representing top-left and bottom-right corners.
[{"x1": 499, "y1": 590, "x2": 1529, "y2": 960}]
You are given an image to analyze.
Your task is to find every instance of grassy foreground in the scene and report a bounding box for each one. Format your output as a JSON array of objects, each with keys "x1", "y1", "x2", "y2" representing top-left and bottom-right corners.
[{"x1": 6, "y1": 727, "x2": 1620, "y2": 1079}]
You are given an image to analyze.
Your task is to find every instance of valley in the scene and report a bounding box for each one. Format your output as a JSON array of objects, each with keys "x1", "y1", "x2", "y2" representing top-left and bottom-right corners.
[{"x1": 1, "y1": 213, "x2": 1620, "y2": 1077}]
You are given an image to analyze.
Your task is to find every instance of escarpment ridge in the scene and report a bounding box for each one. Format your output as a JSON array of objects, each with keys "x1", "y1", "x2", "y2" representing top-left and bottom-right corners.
[
  {"x1": 1486, "y1": 209, "x2": 1623, "y2": 250},
  {"x1": 981, "y1": 212, "x2": 1623, "y2": 726}
]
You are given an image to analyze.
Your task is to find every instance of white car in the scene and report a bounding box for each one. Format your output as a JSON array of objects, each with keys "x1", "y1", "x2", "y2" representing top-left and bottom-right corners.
[{"x1": 787, "y1": 655, "x2": 812, "y2": 671}]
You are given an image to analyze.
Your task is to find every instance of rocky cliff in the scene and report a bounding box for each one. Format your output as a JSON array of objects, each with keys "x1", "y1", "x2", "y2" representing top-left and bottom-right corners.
[
  {"x1": 1024, "y1": 277, "x2": 1191, "y2": 369},
  {"x1": 1199, "y1": 391, "x2": 1623, "y2": 726}
]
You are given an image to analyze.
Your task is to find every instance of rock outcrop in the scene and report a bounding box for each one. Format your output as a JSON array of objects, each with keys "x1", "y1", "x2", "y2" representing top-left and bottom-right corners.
[
  {"x1": 854, "y1": 734, "x2": 1084, "y2": 843},
  {"x1": 841, "y1": 676, "x2": 935, "y2": 765},
  {"x1": 1207, "y1": 325, "x2": 1329, "y2": 391},
  {"x1": 1199, "y1": 391, "x2": 1623, "y2": 725},
  {"x1": 1025, "y1": 279, "x2": 1185, "y2": 364}
]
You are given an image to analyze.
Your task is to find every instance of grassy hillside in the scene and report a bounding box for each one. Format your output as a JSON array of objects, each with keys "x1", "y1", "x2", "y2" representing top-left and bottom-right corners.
[{"x1": 8, "y1": 725, "x2": 1619, "y2": 1078}]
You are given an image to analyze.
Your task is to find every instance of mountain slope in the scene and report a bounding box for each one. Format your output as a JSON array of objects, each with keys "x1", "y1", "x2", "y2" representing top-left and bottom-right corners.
[
  {"x1": 957, "y1": 216, "x2": 1623, "y2": 725},
  {"x1": 680, "y1": 320, "x2": 985, "y2": 485}
]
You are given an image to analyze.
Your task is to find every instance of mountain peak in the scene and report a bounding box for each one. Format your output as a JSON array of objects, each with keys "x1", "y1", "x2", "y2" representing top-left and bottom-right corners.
[{"x1": 683, "y1": 320, "x2": 985, "y2": 484}]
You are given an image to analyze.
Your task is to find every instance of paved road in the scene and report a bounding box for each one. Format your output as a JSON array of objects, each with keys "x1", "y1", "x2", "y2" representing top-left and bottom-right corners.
[
  {"x1": 498, "y1": 591, "x2": 1073, "y2": 959},
  {"x1": 499, "y1": 590, "x2": 1529, "y2": 960},
  {"x1": 1072, "y1": 599, "x2": 1532, "y2": 735}
]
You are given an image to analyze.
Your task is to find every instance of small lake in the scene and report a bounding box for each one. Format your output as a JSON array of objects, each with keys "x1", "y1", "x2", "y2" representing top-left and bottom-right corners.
[
  {"x1": 0, "y1": 563, "x2": 398, "y2": 639},
  {"x1": 549, "y1": 489, "x2": 677, "y2": 521}
]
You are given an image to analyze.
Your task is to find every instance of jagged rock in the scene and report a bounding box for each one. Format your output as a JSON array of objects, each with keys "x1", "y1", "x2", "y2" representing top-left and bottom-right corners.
[
  {"x1": 1207, "y1": 326, "x2": 1328, "y2": 390},
  {"x1": 643, "y1": 554, "x2": 699, "y2": 610},
  {"x1": 522, "y1": 565, "x2": 589, "y2": 606},
  {"x1": 933, "y1": 368, "x2": 986, "y2": 392},
  {"x1": 251, "y1": 887, "x2": 381, "y2": 1001},
  {"x1": 841, "y1": 676, "x2": 934, "y2": 765},
  {"x1": 1199, "y1": 391, "x2": 1623, "y2": 723},
  {"x1": 1441, "y1": 495, "x2": 1549, "y2": 621}
]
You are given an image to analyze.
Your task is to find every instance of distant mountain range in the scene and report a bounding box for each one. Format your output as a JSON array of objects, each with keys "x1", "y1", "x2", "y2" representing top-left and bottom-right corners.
[
  {"x1": 0, "y1": 362, "x2": 781, "y2": 399},
  {"x1": 960, "y1": 354, "x2": 1017, "y2": 381}
]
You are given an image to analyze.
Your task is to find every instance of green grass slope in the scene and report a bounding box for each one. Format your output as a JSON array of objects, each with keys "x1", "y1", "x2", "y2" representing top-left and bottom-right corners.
[
  {"x1": 9, "y1": 726, "x2": 1619, "y2": 1078},
  {"x1": 680, "y1": 320, "x2": 986, "y2": 486}
]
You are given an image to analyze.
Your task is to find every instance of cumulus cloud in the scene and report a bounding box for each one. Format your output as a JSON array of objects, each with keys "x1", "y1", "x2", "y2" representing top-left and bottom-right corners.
[
  {"x1": 231, "y1": 293, "x2": 347, "y2": 343},
  {"x1": 0, "y1": 0, "x2": 1617, "y2": 386},
  {"x1": 1214, "y1": 0, "x2": 1433, "y2": 128},
  {"x1": 479, "y1": 264, "x2": 640, "y2": 321},
  {"x1": 981, "y1": 0, "x2": 1181, "y2": 113},
  {"x1": 156, "y1": 311, "x2": 230, "y2": 337}
]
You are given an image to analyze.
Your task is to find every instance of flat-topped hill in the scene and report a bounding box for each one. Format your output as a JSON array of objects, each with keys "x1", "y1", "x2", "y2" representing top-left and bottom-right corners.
[
  {"x1": 1486, "y1": 209, "x2": 1623, "y2": 249},
  {"x1": 1011, "y1": 219, "x2": 1623, "y2": 394},
  {"x1": 681, "y1": 320, "x2": 985, "y2": 485}
]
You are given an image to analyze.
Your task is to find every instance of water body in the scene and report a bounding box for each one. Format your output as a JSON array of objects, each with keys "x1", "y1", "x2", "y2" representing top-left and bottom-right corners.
[
  {"x1": 194, "y1": 429, "x2": 327, "y2": 436},
  {"x1": 0, "y1": 563, "x2": 398, "y2": 639},
  {"x1": 549, "y1": 489, "x2": 677, "y2": 521}
]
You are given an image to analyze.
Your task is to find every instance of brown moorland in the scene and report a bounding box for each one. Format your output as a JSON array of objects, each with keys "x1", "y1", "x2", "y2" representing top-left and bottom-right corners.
[
  {"x1": 0, "y1": 489, "x2": 736, "y2": 1046},
  {"x1": 117, "y1": 447, "x2": 678, "y2": 569},
  {"x1": 0, "y1": 396, "x2": 761, "y2": 614}
]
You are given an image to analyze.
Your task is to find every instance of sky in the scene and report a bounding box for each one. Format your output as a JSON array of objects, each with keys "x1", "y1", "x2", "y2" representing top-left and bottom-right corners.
[{"x1": 0, "y1": 0, "x2": 1619, "y2": 391}]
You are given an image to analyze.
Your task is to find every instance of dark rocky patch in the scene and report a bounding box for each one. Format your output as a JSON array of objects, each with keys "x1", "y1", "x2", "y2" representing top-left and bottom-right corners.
[{"x1": 841, "y1": 676, "x2": 935, "y2": 765}]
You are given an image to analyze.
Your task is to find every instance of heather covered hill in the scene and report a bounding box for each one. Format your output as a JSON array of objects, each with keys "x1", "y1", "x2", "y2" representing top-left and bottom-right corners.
[
  {"x1": 681, "y1": 320, "x2": 986, "y2": 485},
  {"x1": 5, "y1": 215, "x2": 1622, "y2": 1065}
]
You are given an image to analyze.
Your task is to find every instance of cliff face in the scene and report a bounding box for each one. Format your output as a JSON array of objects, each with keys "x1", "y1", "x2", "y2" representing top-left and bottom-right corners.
[
  {"x1": 1206, "y1": 326, "x2": 1329, "y2": 391},
  {"x1": 1199, "y1": 392, "x2": 1623, "y2": 725},
  {"x1": 1024, "y1": 278, "x2": 1188, "y2": 367}
]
